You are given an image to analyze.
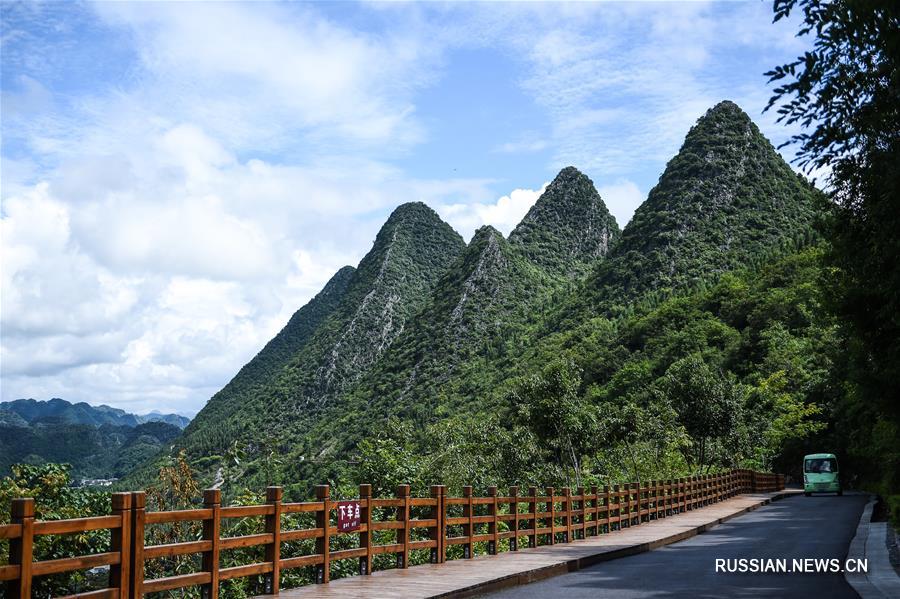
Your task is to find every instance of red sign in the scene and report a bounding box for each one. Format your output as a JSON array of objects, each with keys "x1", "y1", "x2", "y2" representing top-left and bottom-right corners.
[{"x1": 337, "y1": 501, "x2": 361, "y2": 532}]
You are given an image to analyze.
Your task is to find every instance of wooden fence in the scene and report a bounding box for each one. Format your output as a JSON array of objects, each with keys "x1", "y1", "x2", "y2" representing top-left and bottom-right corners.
[{"x1": 1, "y1": 469, "x2": 785, "y2": 598}]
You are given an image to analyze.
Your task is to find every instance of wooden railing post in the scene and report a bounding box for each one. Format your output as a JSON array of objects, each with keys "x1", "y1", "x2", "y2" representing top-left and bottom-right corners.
[
  {"x1": 576, "y1": 487, "x2": 586, "y2": 540},
  {"x1": 603, "y1": 485, "x2": 611, "y2": 533},
  {"x1": 360, "y1": 484, "x2": 373, "y2": 574},
  {"x1": 527, "y1": 487, "x2": 537, "y2": 548},
  {"x1": 429, "y1": 485, "x2": 444, "y2": 564},
  {"x1": 562, "y1": 488, "x2": 572, "y2": 542},
  {"x1": 545, "y1": 487, "x2": 555, "y2": 544},
  {"x1": 583, "y1": 485, "x2": 600, "y2": 539},
  {"x1": 462, "y1": 486, "x2": 473, "y2": 558},
  {"x1": 130, "y1": 491, "x2": 146, "y2": 598},
  {"x1": 640, "y1": 482, "x2": 649, "y2": 523},
  {"x1": 202, "y1": 489, "x2": 221, "y2": 599},
  {"x1": 314, "y1": 485, "x2": 330, "y2": 583},
  {"x1": 265, "y1": 486, "x2": 282, "y2": 594},
  {"x1": 651, "y1": 481, "x2": 660, "y2": 520},
  {"x1": 110, "y1": 492, "x2": 132, "y2": 597},
  {"x1": 8, "y1": 497, "x2": 34, "y2": 599},
  {"x1": 750, "y1": 470, "x2": 758, "y2": 493},
  {"x1": 508, "y1": 486, "x2": 519, "y2": 551},
  {"x1": 396, "y1": 484, "x2": 410, "y2": 569},
  {"x1": 487, "y1": 486, "x2": 498, "y2": 555}
]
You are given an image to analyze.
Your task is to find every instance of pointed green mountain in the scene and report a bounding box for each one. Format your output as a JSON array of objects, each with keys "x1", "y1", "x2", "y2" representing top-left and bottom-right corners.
[
  {"x1": 588, "y1": 100, "x2": 819, "y2": 312},
  {"x1": 510, "y1": 166, "x2": 620, "y2": 278},
  {"x1": 321, "y1": 172, "x2": 621, "y2": 443},
  {"x1": 181, "y1": 265, "x2": 355, "y2": 448},
  {"x1": 176, "y1": 202, "x2": 466, "y2": 458}
]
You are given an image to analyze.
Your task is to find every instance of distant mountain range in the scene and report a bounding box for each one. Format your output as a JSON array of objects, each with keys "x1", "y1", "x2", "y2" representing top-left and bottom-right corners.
[
  {"x1": 0, "y1": 398, "x2": 191, "y2": 480},
  {"x1": 1, "y1": 398, "x2": 191, "y2": 429}
]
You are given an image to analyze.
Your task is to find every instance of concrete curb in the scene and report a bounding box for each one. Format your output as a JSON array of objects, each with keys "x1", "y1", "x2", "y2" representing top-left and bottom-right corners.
[
  {"x1": 846, "y1": 495, "x2": 900, "y2": 598},
  {"x1": 443, "y1": 490, "x2": 801, "y2": 599}
]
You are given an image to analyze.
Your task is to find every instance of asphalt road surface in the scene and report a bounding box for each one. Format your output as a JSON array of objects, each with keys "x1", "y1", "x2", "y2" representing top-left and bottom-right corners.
[{"x1": 484, "y1": 493, "x2": 868, "y2": 599}]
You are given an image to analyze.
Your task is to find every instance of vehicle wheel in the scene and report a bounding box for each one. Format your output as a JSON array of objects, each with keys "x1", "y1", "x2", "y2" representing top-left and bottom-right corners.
[
  {"x1": 838, "y1": 489, "x2": 843, "y2": 496},
  {"x1": 805, "y1": 492, "x2": 811, "y2": 497}
]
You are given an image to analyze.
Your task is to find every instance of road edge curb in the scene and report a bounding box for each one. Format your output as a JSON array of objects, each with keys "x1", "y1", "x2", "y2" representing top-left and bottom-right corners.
[{"x1": 845, "y1": 494, "x2": 900, "y2": 598}]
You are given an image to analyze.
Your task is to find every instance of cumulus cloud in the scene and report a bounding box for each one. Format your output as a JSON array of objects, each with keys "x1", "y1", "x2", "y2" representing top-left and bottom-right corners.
[{"x1": 437, "y1": 183, "x2": 549, "y2": 240}]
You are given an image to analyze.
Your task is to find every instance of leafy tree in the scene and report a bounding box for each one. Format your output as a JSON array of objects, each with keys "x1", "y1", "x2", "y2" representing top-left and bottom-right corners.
[
  {"x1": 745, "y1": 371, "x2": 825, "y2": 470},
  {"x1": 355, "y1": 420, "x2": 424, "y2": 497},
  {"x1": 659, "y1": 355, "x2": 743, "y2": 470},
  {"x1": 766, "y1": 0, "x2": 900, "y2": 502},
  {"x1": 508, "y1": 359, "x2": 594, "y2": 489}
]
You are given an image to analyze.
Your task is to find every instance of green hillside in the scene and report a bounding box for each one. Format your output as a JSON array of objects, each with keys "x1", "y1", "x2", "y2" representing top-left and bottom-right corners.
[
  {"x1": 175, "y1": 202, "x2": 468, "y2": 464},
  {"x1": 180, "y1": 265, "x2": 356, "y2": 454},
  {"x1": 0, "y1": 418, "x2": 182, "y2": 480},
  {"x1": 126, "y1": 101, "x2": 826, "y2": 495},
  {"x1": 1, "y1": 398, "x2": 190, "y2": 429},
  {"x1": 586, "y1": 101, "x2": 819, "y2": 314}
]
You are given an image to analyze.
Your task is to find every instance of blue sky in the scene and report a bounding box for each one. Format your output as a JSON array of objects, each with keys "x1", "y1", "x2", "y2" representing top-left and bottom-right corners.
[{"x1": 1, "y1": 1, "x2": 812, "y2": 414}]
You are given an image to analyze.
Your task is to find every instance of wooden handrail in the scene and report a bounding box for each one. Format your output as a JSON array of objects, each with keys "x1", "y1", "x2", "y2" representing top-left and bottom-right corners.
[{"x1": 3, "y1": 469, "x2": 784, "y2": 597}]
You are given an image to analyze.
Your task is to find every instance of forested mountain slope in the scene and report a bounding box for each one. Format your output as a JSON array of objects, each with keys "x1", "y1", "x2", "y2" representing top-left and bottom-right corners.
[
  {"x1": 585, "y1": 101, "x2": 819, "y2": 314},
  {"x1": 175, "y1": 203, "x2": 467, "y2": 460},
  {"x1": 0, "y1": 400, "x2": 185, "y2": 480},
  {"x1": 328, "y1": 168, "x2": 620, "y2": 438},
  {"x1": 129, "y1": 101, "x2": 824, "y2": 495},
  {"x1": 180, "y1": 266, "x2": 356, "y2": 453},
  {"x1": 1, "y1": 398, "x2": 189, "y2": 429}
]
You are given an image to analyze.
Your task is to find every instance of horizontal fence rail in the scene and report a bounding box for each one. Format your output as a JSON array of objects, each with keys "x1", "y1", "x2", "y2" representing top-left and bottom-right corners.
[{"x1": 2, "y1": 469, "x2": 785, "y2": 598}]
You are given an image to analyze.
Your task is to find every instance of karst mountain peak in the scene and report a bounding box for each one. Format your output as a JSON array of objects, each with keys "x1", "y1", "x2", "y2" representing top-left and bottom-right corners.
[
  {"x1": 586, "y1": 99, "x2": 819, "y2": 312},
  {"x1": 510, "y1": 166, "x2": 620, "y2": 279}
]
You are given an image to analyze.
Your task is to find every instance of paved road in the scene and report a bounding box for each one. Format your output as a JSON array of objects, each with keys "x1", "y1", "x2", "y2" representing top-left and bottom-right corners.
[{"x1": 484, "y1": 493, "x2": 868, "y2": 598}]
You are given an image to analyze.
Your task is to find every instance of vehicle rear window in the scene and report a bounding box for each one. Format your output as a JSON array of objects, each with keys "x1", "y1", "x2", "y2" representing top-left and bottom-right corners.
[{"x1": 804, "y1": 458, "x2": 837, "y2": 473}]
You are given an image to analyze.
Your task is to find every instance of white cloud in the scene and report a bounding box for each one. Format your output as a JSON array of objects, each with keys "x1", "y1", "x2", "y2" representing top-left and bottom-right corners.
[
  {"x1": 437, "y1": 183, "x2": 549, "y2": 240},
  {"x1": 506, "y1": 2, "x2": 811, "y2": 175},
  {"x1": 0, "y1": 1, "x2": 818, "y2": 416},
  {"x1": 0, "y1": 110, "x2": 498, "y2": 412},
  {"x1": 88, "y1": 1, "x2": 434, "y2": 152},
  {"x1": 596, "y1": 179, "x2": 644, "y2": 227}
]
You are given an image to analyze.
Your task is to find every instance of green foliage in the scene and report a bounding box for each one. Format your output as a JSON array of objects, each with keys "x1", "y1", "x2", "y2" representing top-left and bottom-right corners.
[
  {"x1": 0, "y1": 464, "x2": 109, "y2": 596},
  {"x1": 766, "y1": 0, "x2": 900, "y2": 499},
  {"x1": 0, "y1": 419, "x2": 182, "y2": 480},
  {"x1": 745, "y1": 371, "x2": 825, "y2": 470},
  {"x1": 658, "y1": 355, "x2": 743, "y2": 469},
  {"x1": 508, "y1": 359, "x2": 594, "y2": 488}
]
